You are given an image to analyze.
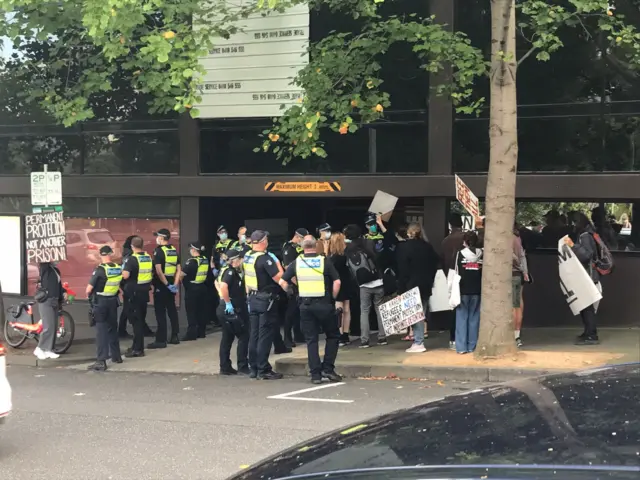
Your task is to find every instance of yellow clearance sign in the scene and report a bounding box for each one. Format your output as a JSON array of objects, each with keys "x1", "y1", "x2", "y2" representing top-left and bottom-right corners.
[{"x1": 264, "y1": 181, "x2": 342, "y2": 192}]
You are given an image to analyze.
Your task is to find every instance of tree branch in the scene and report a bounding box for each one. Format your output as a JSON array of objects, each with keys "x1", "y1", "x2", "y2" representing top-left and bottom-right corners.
[{"x1": 517, "y1": 45, "x2": 536, "y2": 66}]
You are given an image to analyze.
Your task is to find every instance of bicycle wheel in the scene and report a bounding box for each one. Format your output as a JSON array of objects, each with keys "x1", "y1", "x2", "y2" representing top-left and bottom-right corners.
[
  {"x1": 3, "y1": 313, "x2": 28, "y2": 349},
  {"x1": 53, "y1": 310, "x2": 75, "y2": 354}
]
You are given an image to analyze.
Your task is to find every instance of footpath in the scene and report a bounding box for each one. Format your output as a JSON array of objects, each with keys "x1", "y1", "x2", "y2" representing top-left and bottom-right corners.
[{"x1": 7, "y1": 324, "x2": 638, "y2": 382}]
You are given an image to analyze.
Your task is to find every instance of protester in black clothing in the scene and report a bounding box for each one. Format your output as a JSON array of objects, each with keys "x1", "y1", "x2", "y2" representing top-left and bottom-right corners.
[
  {"x1": 327, "y1": 232, "x2": 355, "y2": 346},
  {"x1": 566, "y1": 212, "x2": 602, "y2": 345}
]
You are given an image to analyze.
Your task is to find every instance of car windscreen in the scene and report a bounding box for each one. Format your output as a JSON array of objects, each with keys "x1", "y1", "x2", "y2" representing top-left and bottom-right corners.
[{"x1": 87, "y1": 231, "x2": 114, "y2": 244}]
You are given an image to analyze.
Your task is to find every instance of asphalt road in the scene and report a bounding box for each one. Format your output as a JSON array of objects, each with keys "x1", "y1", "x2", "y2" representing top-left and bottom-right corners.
[{"x1": 0, "y1": 366, "x2": 482, "y2": 480}]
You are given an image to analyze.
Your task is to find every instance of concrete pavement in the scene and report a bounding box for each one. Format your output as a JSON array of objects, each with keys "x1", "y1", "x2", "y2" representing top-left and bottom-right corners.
[{"x1": 2, "y1": 365, "x2": 480, "y2": 480}]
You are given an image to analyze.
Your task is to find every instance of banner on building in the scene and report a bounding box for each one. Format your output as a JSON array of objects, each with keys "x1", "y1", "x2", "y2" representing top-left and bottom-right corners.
[
  {"x1": 379, "y1": 287, "x2": 425, "y2": 336},
  {"x1": 455, "y1": 175, "x2": 480, "y2": 218},
  {"x1": 557, "y1": 237, "x2": 602, "y2": 316},
  {"x1": 196, "y1": 3, "x2": 309, "y2": 118},
  {"x1": 25, "y1": 211, "x2": 67, "y2": 263}
]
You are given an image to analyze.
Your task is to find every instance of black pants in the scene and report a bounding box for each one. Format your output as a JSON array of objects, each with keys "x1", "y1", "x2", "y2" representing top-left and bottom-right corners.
[
  {"x1": 273, "y1": 296, "x2": 288, "y2": 353},
  {"x1": 119, "y1": 291, "x2": 152, "y2": 334},
  {"x1": 126, "y1": 289, "x2": 147, "y2": 352},
  {"x1": 154, "y1": 283, "x2": 179, "y2": 343},
  {"x1": 217, "y1": 302, "x2": 249, "y2": 371},
  {"x1": 185, "y1": 285, "x2": 207, "y2": 338},
  {"x1": 94, "y1": 296, "x2": 121, "y2": 361},
  {"x1": 248, "y1": 293, "x2": 277, "y2": 375},
  {"x1": 284, "y1": 290, "x2": 304, "y2": 344},
  {"x1": 580, "y1": 305, "x2": 598, "y2": 337},
  {"x1": 300, "y1": 300, "x2": 340, "y2": 377}
]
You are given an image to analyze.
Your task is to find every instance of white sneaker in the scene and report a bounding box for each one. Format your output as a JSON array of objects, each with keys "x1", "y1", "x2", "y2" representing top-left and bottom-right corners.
[
  {"x1": 405, "y1": 344, "x2": 426, "y2": 353},
  {"x1": 45, "y1": 351, "x2": 60, "y2": 359},
  {"x1": 33, "y1": 347, "x2": 47, "y2": 360},
  {"x1": 449, "y1": 341, "x2": 456, "y2": 350}
]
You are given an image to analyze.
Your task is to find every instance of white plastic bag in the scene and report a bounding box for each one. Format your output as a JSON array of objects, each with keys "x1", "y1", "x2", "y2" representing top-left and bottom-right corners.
[
  {"x1": 429, "y1": 269, "x2": 452, "y2": 312},
  {"x1": 447, "y1": 253, "x2": 461, "y2": 309}
]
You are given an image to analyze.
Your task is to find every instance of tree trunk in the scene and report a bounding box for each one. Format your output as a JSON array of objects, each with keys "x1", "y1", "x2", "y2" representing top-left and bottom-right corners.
[
  {"x1": 476, "y1": 0, "x2": 518, "y2": 358},
  {"x1": 0, "y1": 281, "x2": 4, "y2": 341}
]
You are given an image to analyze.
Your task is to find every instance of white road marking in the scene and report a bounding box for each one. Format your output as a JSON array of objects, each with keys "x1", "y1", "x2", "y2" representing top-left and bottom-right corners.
[{"x1": 268, "y1": 382, "x2": 354, "y2": 404}]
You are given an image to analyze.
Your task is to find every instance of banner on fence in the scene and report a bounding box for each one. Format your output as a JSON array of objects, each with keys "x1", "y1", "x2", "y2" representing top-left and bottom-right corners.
[
  {"x1": 25, "y1": 210, "x2": 67, "y2": 263},
  {"x1": 379, "y1": 287, "x2": 425, "y2": 336}
]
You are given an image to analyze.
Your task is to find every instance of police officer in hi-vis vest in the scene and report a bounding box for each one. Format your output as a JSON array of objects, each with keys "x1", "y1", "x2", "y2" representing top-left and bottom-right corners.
[
  {"x1": 280, "y1": 235, "x2": 342, "y2": 384},
  {"x1": 243, "y1": 230, "x2": 284, "y2": 380},
  {"x1": 211, "y1": 225, "x2": 233, "y2": 272},
  {"x1": 85, "y1": 245, "x2": 123, "y2": 372},
  {"x1": 122, "y1": 236, "x2": 152, "y2": 358},
  {"x1": 180, "y1": 241, "x2": 209, "y2": 341},
  {"x1": 149, "y1": 228, "x2": 182, "y2": 349}
]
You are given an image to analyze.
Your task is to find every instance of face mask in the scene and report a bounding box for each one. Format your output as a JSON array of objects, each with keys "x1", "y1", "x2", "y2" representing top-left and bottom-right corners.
[
  {"x1": 219, "y1": 233, "x2": 228, "y2": 241},
  {"x1": 345, "y1": 239, "x2": 352, "y2": 244},
  {"x1": 239, "y1": 234, "x2": 246, "y2": 243},
  {"x1": 368, "y1": 225, "x2": 377, "y2": 234},
  {"x1": 323, "y1": 232, "x2": 331, "y2": 240}
]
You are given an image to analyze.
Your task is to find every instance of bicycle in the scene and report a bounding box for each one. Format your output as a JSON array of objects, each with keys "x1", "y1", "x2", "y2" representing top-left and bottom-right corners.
[{"x1": 4, "y1": 285, "x2": 76, "y2": 355}]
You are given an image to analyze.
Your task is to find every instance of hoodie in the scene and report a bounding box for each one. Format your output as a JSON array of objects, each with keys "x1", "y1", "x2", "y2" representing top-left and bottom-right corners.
[{"x1": 455, "y1": 247, "x2": 483, "y2": 296}]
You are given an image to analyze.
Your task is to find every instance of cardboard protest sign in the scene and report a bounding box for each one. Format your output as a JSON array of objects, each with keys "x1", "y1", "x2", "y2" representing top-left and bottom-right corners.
[
  {"x1": 557, "y1": 237, "x2": 602, "y2": 316},
  {"x1": 25, "y1": 211, "x2": 67, "y2": 263},
  {"x1": 454, "y1": 175, "x2": 480, "y2": 218},
  {"x1": 368, "y1": 190, "x2": 398, "y2": 222},
  {"x1": 379, "y1": 287, "x2": 425, "y2": 336}
]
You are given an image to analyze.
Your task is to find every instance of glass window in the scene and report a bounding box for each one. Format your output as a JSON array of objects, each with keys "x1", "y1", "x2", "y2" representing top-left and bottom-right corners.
[
  {"x1": 84, "y1": 132, "x2": 179, "y2": 174},
  {"x1": 97, "y1": 197, "x2": 180, "y2": 217},
  {"x1": 375, "y1": 123, "x2": 428, "y2": 173},
  {"x1": 0, "y1": 135, "x2": 82, "y2": 174},
  {"x1": 27, "y1": 217, "x2": 180, "y2": 300},
  {"x1": 0, "y1": 196, "x2": 31, "y2": 214}
]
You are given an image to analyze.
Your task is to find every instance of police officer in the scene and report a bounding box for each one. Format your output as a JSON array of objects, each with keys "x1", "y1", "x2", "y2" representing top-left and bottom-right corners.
[
  {"x1": 364, "y1": 213, "x2": 385, "y2": 253},
  {"x1": 243, "y1": 230, "x2": 284, "y2": 380},
  {"x1": 281, "y1": 228, "x2": 307, "y2": 347},
  {"x1": 122, "y1": 236, "x2": 152, "y2": 357},
  {"x1": 118, "y1": 236, "x2": 154, "y2": 339},
  {"x1": 86, "y1": 246, "x2": 123, "y2": 372},
  {"x1": 180, "y1": 241, "x2": 209, "y2": 341},
  {"x1": 212, "y1": 225, "x2": 233, "y2": 271},
  {"x1": 230, "y1": 226, "x2": 252, "y2": 255},
  {"x1": 216, "y1": 249, "x2": 249, "y2": 375},
  {"x1": 149, "y1": 228, "x2": 181, "y2": 349},
  {"x1": 280, "y1": 235, "x2": 342, "y2": 384}
]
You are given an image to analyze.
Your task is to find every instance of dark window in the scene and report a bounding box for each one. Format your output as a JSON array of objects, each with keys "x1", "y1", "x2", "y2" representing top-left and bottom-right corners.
[
  {"x1": 84, "y1": 132, "x2": 179, "y2": 174},
  {"x1": 375, "y1": 123, "x2": 428, "y2": 173},
  {"x1": 97, "y1": 197, "x2": 180, "y2": 217},
  {"x1": 0, "y1": 135, "x2": 82, "y2": 174}
]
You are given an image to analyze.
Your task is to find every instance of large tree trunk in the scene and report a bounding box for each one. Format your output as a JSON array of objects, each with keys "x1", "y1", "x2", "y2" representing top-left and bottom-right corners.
[
  {"x1": 0, "y1": 281, "x2": 4, "y2": 341},
  {"x1": 476, "y1": 0, "x2": 518, "y2": 358}
]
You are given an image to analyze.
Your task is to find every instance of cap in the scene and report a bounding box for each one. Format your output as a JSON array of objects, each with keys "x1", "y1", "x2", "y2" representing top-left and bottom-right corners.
[
  {"x1": 99, "y1": 245, "x2": 114, "y2": 255},
  {"x1": 364, "y1": 213, "x2": 377, "y2": 225},
  {"x1": 250, "y1": 230, "x2": 269, "y2": 243},
  {"x1": 317, "y1": 223, "x2": 331, "y2": 232},
  {"x1": 294, "y1": 228, "x2": 309, "y2": 237},
  {"x1": 217, "y1": 225, "x2": 227, "y2": 234},
  {"x1": 189, "y1": 241, "x2": 204, "y2": 251},
  {"x1": 153, "y1": 228, "x2": 171, "y2": 239},
  {"x1": 225, "y1": 248, "x2": 243, "y2": 261}
]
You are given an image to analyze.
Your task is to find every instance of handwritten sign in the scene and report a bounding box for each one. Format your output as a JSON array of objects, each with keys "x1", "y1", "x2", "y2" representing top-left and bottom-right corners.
[
  {"x1": 379, "y1": 287, "x2": 425, "y2": 336},
  {"x1": 25, "y1": 211, "x2": 67, "y2": 263},
  {"x1": 455, "y1": 175, "x2": 480, "y2": 218},
  {"x1": 557, "y1": 237, "x2": 601, "y2": 315}
]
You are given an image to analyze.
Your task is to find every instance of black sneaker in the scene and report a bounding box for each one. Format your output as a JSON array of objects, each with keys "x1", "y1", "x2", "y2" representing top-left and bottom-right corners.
[
  {"x1": 274, "y1": 347, "x2": 293, "y2": 354},
  {"x1": 515, "y1": 337, "x2": 523, "y2": 348},
  {"x1": 147, "y1": 341, "x2": 167, "y2": 349},
  {"x1": 311, "y1": 376, "x2": 323, "y2": 385},
  {"x1": 87, "y1": 361, "x2": 107, "y2": 372},
  {"x1": 359, "y1": 340, "x2": 370, "y2": 348},
  {"x1": 180, "y1": 335, "x2": 197, "y2": 342},
  {"x1": 575, "y1": 336, "x2": 600, "y2": 345},
  {"x1": 111, "y1": 357, "x2": 123, "y2": 364},
  {"x1": 238, "y1": 367, "x2": 251, "y2": 376},
  {"x1": 377, "y1": 337, "x2": 388, "y2": 346},
  {"x1": 339, "y1": 333, "x2": 351, "y2": 346},
  {"x1": 168, "y1": 335, "x2": 180, "y2": 345},
  {"x1": 258, "y1": 371, "x2": 284, "y2": 380},
  {"x1": 124, "y1": 349, "x2": 145, "y2": 358},
  {"x1": 322, "y1": 370, "x2": 343, "y2": 383},
  {"x1": 249, "y1": 370, "x2": 258, "y2": 379},
  {"x1": 220, "y1": 367, "x2": 238, "y2": 376}
]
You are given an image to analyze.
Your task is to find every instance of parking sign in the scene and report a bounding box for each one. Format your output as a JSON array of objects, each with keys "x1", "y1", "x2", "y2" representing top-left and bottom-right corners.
[{"x1": 30, "y1": 171, "x2": 62, "y2": 206}]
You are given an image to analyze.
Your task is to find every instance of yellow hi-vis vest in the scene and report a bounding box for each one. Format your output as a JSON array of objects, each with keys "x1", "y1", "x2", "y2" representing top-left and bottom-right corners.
[
  {"x1": 132, "y1": 252, "x2": 153, "y2": 284},
  {"x1": 97, "y1": 263, "x2": 122, "y2": 296},
  {"x1": 161, "y1": 245, "x2": 178, "y2": 276},
  {"x1": 192, "y1": 256, "x2": 208, "y2": 284},
  {"x1": 243, "y1": 251, "x2": 265, "y2": 292},
  {"x1": 215, "y1": 266, "x2": 230, "y2": 297},
  {"x1": 296, "y1": 255, "x2": 325, "y2": 298}
]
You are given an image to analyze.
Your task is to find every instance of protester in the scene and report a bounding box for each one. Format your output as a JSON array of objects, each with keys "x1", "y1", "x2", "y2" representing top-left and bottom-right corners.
[
  {"x1": 512, "y1": 225, "x2": 529, "y2": 348},
  {"x1": 327, "y1": 232, "x2": 354, "y2": 346},
  {"x1": 454, "y1": 231, "x2": 483, "y2": 354},
  {"x1": 441, "y1": 213, "x2": 465, "y2": 349},
  {"x1": 34, "y1": 262, "x2": 64, "y2": 360},
  {"x1": 396, "y1": 223, "x2": 439, "y2": 353}
]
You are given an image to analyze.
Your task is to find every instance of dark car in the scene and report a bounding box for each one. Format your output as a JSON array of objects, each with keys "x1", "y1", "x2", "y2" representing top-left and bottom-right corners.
[{"x1": 228, "y1": 364, "x2": 640, "y2": 480}]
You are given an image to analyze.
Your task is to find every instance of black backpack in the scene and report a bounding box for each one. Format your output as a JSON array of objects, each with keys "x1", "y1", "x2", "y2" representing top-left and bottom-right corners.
[{"x1": 346, "y1": 249, "x2": 378, "y2": 286}]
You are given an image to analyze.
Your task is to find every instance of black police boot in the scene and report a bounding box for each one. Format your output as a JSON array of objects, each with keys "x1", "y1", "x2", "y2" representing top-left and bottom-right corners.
[
  {"x1": 147, "y1": 341, "x2": 167, "y2": 349},
  {"x1": 168, "y1": 334, "x2": 180, "y2": 345},
  {"x1": 238, "y1": 366, "x2": 251, "y2": 376},
  {"x1": 249, "y1": 370, "x2": 258, "y2": 379},
  {"x1": 311, "y1": 375, "x2": 323, "y2": 385},
  {"x1": 180, "y1": 334, "x2": 197, "y2": 342},
  {"x1": 258, "y1": 370, "x2": 283, "y2": 380},
  {"x1": 322, "y1": 370, "x2": 343, "y2": 383},
  {"x1": 87, "y1": 360, "x2": 107, "y2": 372},
  {"x1": 124, "y1": 348, "x2": 145, "y2": 358},
  {"x1": 111, "y1": 356, "x2": 123, "y2": 364},
  {"x1": 220, "y1": 367, "x2": 238, "y2": 376}
]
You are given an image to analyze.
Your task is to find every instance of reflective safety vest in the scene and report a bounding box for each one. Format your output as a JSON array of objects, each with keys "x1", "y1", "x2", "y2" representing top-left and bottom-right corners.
[
  {"x1": 296, "y1": 255, "x2": 325, "y2": 298},
  {"x1": 216, "y1": 239, "x2": 232, "y2": 252},
  {"x1": 365, "y1": 233, "x2": 384, "y2": 241},
  {"x1": 215, "y1": 266, "x2": 229, "y2": 297},
  {"x1": 132, "y1": 252, "x2": 153, "y2": 284},
  {"x1": 243, "y1": 251, "x2": 265, "y2": 292},
  {"x1": 97, "y1": 262, "x2": 122, "y2": 296},
  {"x1": 191, "y1": 256, "x2": 208, "y2": 284},
  {"x1": 161, "y1": 245, "x2": 178, "y2": 277}
]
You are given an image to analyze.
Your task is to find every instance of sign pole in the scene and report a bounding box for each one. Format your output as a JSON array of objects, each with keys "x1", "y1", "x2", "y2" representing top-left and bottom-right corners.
[{"x1": 43, "y1": 164, "x2": 49, "y2": 208}]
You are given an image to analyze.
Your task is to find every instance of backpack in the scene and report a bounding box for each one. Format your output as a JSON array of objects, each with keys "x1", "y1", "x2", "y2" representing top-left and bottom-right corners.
[
  {"x1": 346, "y1": 249, "x2": 378, "y2": 286},
  {"x1": 591, "y1": 232, "x2": 614, "y2": 276}
]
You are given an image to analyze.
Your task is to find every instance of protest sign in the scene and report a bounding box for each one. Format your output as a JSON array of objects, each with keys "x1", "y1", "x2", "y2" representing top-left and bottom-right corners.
[
  {"x1": 25, "y1": 211, "x2": 67, "y2": 263},
  {"x1": 454, "y1": 175, "x2": 480, "y2": 218},
  {"x1": 379, "y1": 287, "x2": 425, "y2": 336},
  {"x1": 368, "y1": 190, "x2": 398, "y2": 222},
  {"x1": 557, "y1": 237, "x2": 602, "y2": 316}
]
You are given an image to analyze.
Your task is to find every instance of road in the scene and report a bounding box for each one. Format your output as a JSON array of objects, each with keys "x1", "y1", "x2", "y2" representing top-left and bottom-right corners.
[{"x1": 1, "y1": 366, "x2": 482, "y2": 480}]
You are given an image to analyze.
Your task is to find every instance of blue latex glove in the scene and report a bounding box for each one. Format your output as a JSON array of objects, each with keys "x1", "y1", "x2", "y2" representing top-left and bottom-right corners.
[
  {"x1": 212, "y1": 268, "x2": 219, "y2": 277},
  {"x1": 167, "y1": 284, "x2": 178, "y2": 294},
  {"x1": 224, "y1": 302, "x2": 234, "y2": 314}
]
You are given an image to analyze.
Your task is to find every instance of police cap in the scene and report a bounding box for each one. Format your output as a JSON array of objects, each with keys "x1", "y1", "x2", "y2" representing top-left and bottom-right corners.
[
  {"x1": 250, "y1": 230, "x2": 269, "y2": 243},
  {"x1": 154, "y1": 228, "x2": 171, "y2": 239},
  {"x1": 294, "y1": 228, "x2": 309, "y2": 237},
  {"x1": 99, "y1": 245, "x2": 114, "y2": 256},
  {"x1": 189, "y1": 241, "x2": 204, "y2": 251},
  {"x1": 364, "y1": 213, "x2": 377, "y2": 226},
  {"x1": 217, "y1": 225, "x2": 227, "y2": 234},
  {"x1": 225, "y1": 248, "x2": 243, "y2": 261},
  {"x1": 317, "y1": 223, "x2": 331, "y2": 233}
]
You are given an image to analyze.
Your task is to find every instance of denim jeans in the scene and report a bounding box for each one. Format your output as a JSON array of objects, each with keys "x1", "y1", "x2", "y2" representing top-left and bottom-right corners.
[
  {"x1": 411, "y1": 296, "x2": 429, "y2": 346},
  {"x1": 455, "y1": 294, "x2": 481, "y2": 353},
  {"x1": 359, "y1": 286, "x2": 385, "y2": 342}
]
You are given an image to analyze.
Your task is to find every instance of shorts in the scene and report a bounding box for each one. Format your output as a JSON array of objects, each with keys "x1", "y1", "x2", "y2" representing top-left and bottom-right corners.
[{"x1": 511, "y1": 274, "x2": 523, "y2": 308}]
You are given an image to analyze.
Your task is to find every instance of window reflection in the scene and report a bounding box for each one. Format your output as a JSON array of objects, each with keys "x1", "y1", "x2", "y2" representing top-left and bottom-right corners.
[
  {"x1": 0, "y1": 135, "x2": 82, "y2": 174},
  {"x1": 375, "y1": 123, "x2": 428, "y2": 173}
]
